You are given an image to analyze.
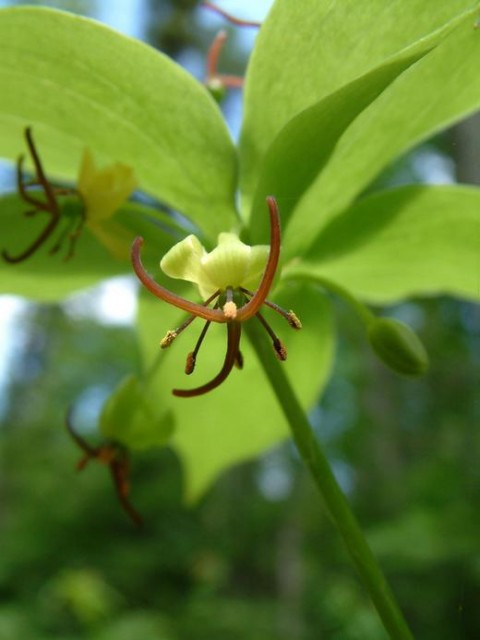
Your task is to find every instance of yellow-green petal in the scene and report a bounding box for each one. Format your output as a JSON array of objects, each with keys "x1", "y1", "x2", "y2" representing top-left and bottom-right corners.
[
  {"x1": 160, "y1": 234, "x2": 216, "y2": 297},
  {"x1": 200, "y1": 233, "x2": 269, "y2": 292},
  {"x1": 160, "y1": 232, "x2": 270, "y2": 299},
  {"x1": 78, "y1": 149, "x2": 136, "y2": 222},
  {"x1": 242, "y1": 244, "x2": 271, "y2": 290}
]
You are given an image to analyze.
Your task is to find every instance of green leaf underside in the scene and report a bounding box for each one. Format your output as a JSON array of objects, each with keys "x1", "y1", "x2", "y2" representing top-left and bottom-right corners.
[
  {"x1": 0, "y1": 7, "x2": 237, "y2": 241},
  {"x1": 239, "y1": 0, "x2": 478, "y2": 210},
  {"x1": 100, "y1": 375, "x2": 175, "y2": 450},
  {"x1": 284, "y1": 15, "x2": 480, "y2": 258},
  {"x1": 283, "y1": 185, "x2": 480, "y2": 304},
  {"x1": 136, "y1": 284, "x2": 334, "y2": 500},
  {"x1": 0, "y1": 193, "x2": 179, "y2": 300},
  {"x1": 248, "y1": 51, "x2": 428, "y2": 244}
]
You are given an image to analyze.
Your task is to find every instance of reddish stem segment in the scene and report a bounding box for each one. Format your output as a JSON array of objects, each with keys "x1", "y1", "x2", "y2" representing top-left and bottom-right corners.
[
  {"x1": 206, "y1": 31, "x2": 244, "y2": 89},
  {"x1": 235, "y1": 196, "x2": 280, "y2": 321},
  {"x1": 202, "y1": 2, "x2": 261, "y2": 28},
  {"x1": 206, "y1": 29, "x2": 227, "y2": 79},
  {"x1": 131, "y1": 240, "x2": 228, "y2": 322}
]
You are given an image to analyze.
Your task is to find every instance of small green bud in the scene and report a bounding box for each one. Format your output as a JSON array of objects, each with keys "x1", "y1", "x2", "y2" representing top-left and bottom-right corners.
[
  {"x1": 206, "y1": 78, "x2": 227, "y2": 104},
  {"x1": 368, "y1": 318, "x2": 429, "y2": 377}
]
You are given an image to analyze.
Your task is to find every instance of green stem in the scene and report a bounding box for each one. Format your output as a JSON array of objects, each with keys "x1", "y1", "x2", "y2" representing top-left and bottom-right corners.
[
  {"x1": 283, "y1": 269, "x2": 375, "y2": 327},
  {"x1": 245, "y1": 321, "x2": 414, "y2": 640}
]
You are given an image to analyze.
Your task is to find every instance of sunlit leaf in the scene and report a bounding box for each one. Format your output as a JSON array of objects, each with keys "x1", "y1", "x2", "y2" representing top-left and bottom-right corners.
[
  {"x1": 283, "y1": 185, "x2": 480, "y2": 303},
  {"x1": 284, "y1": 15, "x2": 480, "y2": 257},
  {"x1": 0, "y1": 7, "x2": 237, "y2": 240},
  {"x1": 248, "y1": 52, "x2": 426, "y2": 243},
  {"x1": 239, "y1": 0, "x2": 477, "y2": 209}
]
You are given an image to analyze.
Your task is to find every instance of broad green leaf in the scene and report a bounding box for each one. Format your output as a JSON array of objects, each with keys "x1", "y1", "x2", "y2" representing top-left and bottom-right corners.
[
  {"x1": 283, "y1": 186, "x2": 480, "y2": 304},
  {"x1": 239, "y1": 0, "x2": 478, "y2": 208},
  {"x1": 136, "y1": 283, "x2": 334, "y2": 500},
  {"x1": 285, "y1": 15, "x2": 480, "y2": 258},
  {"x1": 0, "y1": 193, "x2": 178, "y2": 300},
  {"x1": 0, "y1": 7, "x2": 237, "y2": 240},
  {"x1": 248, "y1": 52, "x2": 426, "y2": 244}
]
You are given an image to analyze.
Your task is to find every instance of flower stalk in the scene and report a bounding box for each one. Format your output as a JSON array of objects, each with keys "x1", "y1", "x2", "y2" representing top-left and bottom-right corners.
[{"x1": 245, "y1": 319, "x2": 414, "y2": 640}]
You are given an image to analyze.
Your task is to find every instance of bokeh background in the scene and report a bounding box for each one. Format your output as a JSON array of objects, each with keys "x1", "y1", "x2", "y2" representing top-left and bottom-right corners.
[{"x1": 0, "y1": 1, "x2": 479, "y2": 638}]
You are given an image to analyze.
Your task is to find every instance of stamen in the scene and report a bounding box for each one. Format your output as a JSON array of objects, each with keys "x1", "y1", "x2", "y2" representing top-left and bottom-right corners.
[
  {"x1": 185, "y1": 352, "x2": 196, "y2": 375},
  {"x1": 161, "y1": 330, "x2": 177, "y2": 349},
  {"x1": 256, "y1": 311, "x2": 288, "y2": 361},
  {"x1": 173, "y1": 321, "x2": 241, "y2": 397},
  {"x1": 235, "y1": 350, "x2": 244, "y2": 369},
  {"x1": 185, "y1": 319, "x2": 212, "y2": 374},
  {"x1": 286, "y1": 311, "x2": 302, "y2": 330},
  {"x1": 160, "y1": 290, "x2": 221, "y2": 348},
  {"x1": 49, "y1": 210, "x2": 86, "y2": 261},
  {"x1": 241, "y1": 288, "x2": 302, "y2": 330}
]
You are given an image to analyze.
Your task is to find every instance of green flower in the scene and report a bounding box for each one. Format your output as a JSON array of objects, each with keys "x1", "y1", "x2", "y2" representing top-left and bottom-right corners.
[
  {"x1": 160, "y1": 232, "x2": 269, "y2": 299},
  {"x1": 132, "y1": 197, "x2": 301, "y2": 397},
  {"x1": 2, "y1": 128, "x2": 136, "y2": 263}
]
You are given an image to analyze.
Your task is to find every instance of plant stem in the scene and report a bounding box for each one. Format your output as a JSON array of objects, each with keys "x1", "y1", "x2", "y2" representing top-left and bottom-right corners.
[
  {"x1": 245, "y1": 321, "x2": 414, "y2": 640},
  {"x1": 282, "y1": 270, "x2": 375, "y2": 327}
]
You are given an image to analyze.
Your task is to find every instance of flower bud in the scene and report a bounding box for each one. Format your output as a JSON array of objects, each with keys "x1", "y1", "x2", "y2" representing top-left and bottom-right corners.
[
  {"x1": 368, "y1": 318, "x2": 428, "y2": 376},
  {"x1": 206, "y1": 78, "x2": 228, "y2": 103}
]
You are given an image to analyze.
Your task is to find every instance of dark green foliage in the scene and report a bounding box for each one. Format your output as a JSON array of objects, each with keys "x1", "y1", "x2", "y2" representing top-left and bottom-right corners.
[{"x1": 0, "y1": 298, "x2": 478, "y2": 639}]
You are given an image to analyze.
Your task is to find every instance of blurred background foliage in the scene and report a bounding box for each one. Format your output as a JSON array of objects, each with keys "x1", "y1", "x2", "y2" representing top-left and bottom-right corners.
[{"x1": 0, "y1": 1, "x2": 479, "y2": 638}]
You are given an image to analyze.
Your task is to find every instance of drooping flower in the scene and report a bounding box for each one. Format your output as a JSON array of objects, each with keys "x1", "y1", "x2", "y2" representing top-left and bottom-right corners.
[
  {"x1": 131, "y1": 196, "x2": 301, "y2": 397},
  {"x1": 202, "y1": 3, "x2": 260, "y2": 99},
  {"x1": 2, "y1": 127, "x2": 136, "y2": 263},
  {"x1": 66, "y1": 409, "x2": 143, "y2": 526}
]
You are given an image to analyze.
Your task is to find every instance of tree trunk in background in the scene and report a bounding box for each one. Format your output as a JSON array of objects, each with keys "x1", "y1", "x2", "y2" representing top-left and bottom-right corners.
[{"x1": 452, "y1": 113, "x2": 480, "y2": 185}]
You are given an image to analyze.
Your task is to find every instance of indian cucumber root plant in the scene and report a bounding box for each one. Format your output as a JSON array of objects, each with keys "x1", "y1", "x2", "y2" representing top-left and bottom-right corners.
[{"x1": 0, "y1": 2, "x2": 479, "y2": 638}]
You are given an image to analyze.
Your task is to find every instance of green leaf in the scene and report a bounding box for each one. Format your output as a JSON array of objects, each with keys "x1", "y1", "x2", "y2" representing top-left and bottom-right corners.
[
  {"x1": 248, "y1": 52, "x2": 427, "y2": 244},
  {"x1": 283, "y1": 185, "x2": 480, "y2": 304},
  {"x1": 284, "y1": 14, "x2": 480, "y2": 257},
  {"x1": 136, "y1": 283, "x2": 334, "y2": 500},
  {"x1": 0, "y1": 193, "x2": 177, "y2": 300},
  {"x1": 0, "y1": 7, "x2": 237, "y2": 240},
  {"x1": 239, "y1": 0, "x2": 478, "y2": 209},
  {"x1": 100, "y1": 374, "x2": 174, "y2": 450}
]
